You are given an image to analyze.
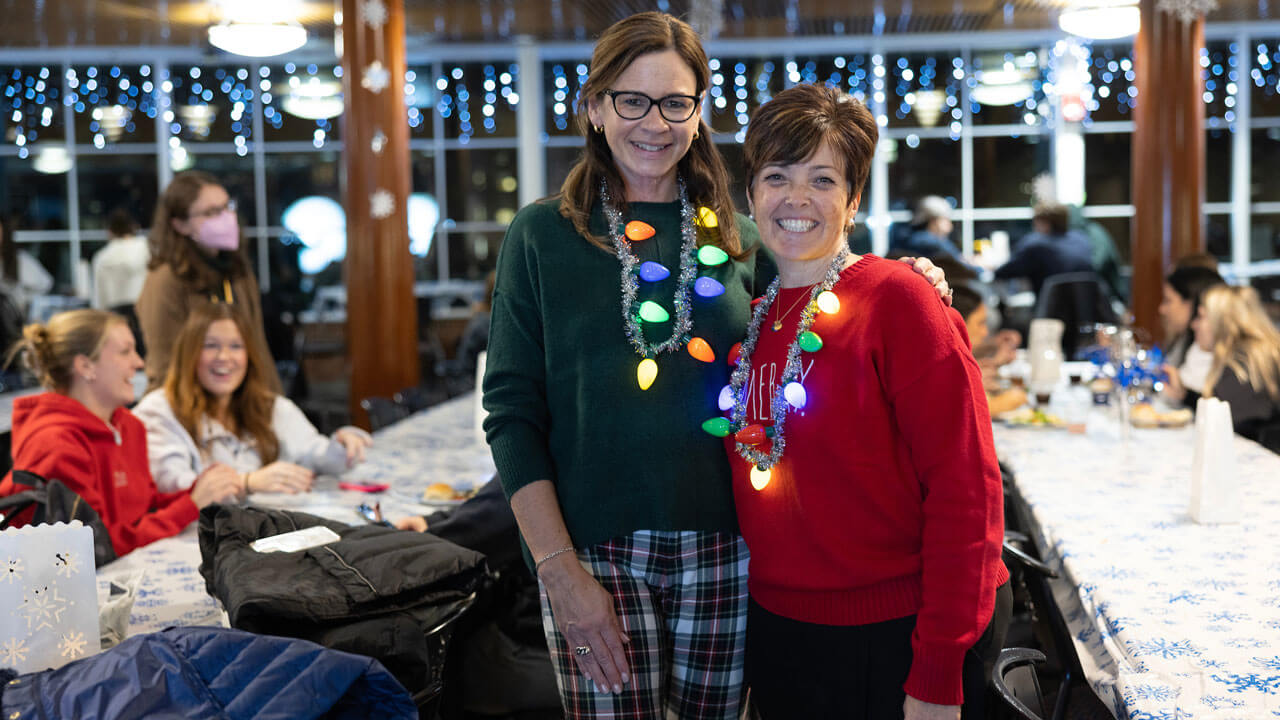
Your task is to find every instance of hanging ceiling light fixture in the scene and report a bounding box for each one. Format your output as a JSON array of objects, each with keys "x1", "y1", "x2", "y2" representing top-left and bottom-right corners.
[
  {"x1": 281, "y1": 78, "x2": 344, "y2": 120},
  {"x1": 208, "y1": 0, "x2": 308, "y2": 57},
  {"x1": 1058, "y1": 1, "x2": 1141, "y2": 40}
]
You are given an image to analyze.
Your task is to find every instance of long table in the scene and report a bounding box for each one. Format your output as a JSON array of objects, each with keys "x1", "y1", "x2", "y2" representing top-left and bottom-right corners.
[
  {"x1": 97, "y1": 393, "x2": 496, "y2": 636},
  {"x1": 993, "y1": 407, "x2": 1280, "y2": 719}
]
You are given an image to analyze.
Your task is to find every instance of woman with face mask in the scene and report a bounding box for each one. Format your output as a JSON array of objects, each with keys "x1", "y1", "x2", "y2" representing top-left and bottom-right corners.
[{"x1": 135, "y1": 171, "x2": 280, "y2": 392}]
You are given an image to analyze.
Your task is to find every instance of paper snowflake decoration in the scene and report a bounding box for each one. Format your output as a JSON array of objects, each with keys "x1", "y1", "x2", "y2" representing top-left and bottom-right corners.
[
  {"x1": 1, "y1": 637, "x2": 28, "y2": 665},
  {"x1": 370, "y1": 189, "x2": 396, "y2": 219},
  {"x1": 1030, "y1": 173, "x2": 1057, "y2": 204},
  {"x1": 22, "y1": 585, "x2": 69, "y2": 632},
  {"x1": 58, "y1": 631, "x2": 87, "y2": 659},
  {"x1": 361, "y1": 0, "x2": 389, "y2": 29},
  {"x1": 2, "y1": 557, "x2": 23, "y2": 584},
  {"x1": 370, "y1": 129, "x2": 388, "y2": 154},
  {"x1": 1156, "y1": 0, "x2": 1218, "y2": 22},
  {"x1": 361, "y1": 61, "x2": 390, "y2": 94},
  {"x1": 54, "y1": 551, "x2": 81, "y2": 578}
]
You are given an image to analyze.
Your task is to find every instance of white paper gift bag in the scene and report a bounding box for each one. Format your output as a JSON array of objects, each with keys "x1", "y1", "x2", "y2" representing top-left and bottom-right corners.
[
  {"x1": 1189, "y1": 397, "x2": 1239, "y2": 524},
  {"x1": 0, "y1": 521, "x2": 101, "y2": 671}
]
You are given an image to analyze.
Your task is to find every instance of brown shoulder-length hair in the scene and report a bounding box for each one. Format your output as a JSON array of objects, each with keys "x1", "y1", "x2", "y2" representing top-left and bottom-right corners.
[
  {"x1": 148, "y1": 170, "x2": 251, "y2": 287},
  {"x1": 164, "y1": 303, "x2": 279, "y2": 464},
  {"x1": 743, "y1": 82, "x2": 878, "y2": 208},
  {"x1": 558, "y1": 11, "x2": 743, "y2": 257}
]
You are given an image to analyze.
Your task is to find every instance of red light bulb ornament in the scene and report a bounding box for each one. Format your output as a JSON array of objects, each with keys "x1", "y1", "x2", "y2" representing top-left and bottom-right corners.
[{"x1": 724, "y1": 246, "x2": 851, "y2": 492}]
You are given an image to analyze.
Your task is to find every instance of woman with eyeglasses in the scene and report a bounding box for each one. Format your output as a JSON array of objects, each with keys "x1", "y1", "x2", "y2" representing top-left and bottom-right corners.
[
  {"x1": 135, "y1": 171, "x2": 280, "y2": 392},
  {"x1": 482, "y1": 12, "x2": 951, "y2": 718}
]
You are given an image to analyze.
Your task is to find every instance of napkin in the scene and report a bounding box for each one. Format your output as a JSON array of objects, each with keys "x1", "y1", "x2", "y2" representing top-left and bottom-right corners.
[{"x1": 1189, "y1": 397, "x2": 1239, "y2": 524}]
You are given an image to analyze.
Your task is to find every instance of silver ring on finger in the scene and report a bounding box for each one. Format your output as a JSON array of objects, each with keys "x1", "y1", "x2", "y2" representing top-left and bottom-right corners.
[{"x1": 574, "y1": 645, "x2": 592, "y2": 656}]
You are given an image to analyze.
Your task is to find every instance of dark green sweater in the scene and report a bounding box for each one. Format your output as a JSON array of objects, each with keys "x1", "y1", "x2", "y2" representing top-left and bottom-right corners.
[{"x1": 483, "y1": 199, "x2": 766, "y2": 550}]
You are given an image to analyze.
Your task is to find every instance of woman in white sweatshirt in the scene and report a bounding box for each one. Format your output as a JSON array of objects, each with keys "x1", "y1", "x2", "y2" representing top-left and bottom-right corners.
[{"x1": 134, "y1": 303, "x2": 371, "y2": 495}]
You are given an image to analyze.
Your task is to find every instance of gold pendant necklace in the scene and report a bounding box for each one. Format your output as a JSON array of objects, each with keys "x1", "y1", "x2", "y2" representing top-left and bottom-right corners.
[{"x1": 772, "y1": 284, "x2": 817, "y2": 331}]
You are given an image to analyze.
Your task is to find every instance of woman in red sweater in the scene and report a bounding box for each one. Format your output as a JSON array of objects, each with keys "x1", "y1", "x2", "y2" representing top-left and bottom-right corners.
[
  {"x1": 713, "y1": 84, "x2": 1010, "y2": 719},
  {"x1": 0, "y1": 309, "x2": 241, "y2": 559}
]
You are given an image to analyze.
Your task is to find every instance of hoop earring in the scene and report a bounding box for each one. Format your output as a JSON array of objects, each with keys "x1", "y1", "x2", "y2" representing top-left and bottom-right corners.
[{"x1": 593, "y1": 125, "x2": 603, "y2": 134}]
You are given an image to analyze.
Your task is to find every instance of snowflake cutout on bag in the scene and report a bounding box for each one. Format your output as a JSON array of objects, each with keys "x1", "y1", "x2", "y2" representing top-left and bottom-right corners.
[
  {"x1": 21, "y1": 584, "x2": 69, "y2": 632},
  {"x1": 361, "y1": 61, "x2": 390, "y2": 94},
  {"x1": 57, "y1": 631, "x2": 87, "y2": 659},
  {"x1": 1, "y1": 637, "x2": 29, "y2": 665},
  {"x1": 360, "y1": 0, "x2": 388, "y2": 29},
  {"x1": 2, "y1": 557, "x2": 23, "y2": 584},
  {"x1": 53, "y1": 551, "x2": 80, "y2": 578},
  {"x1": 370, "y1": 189, "x2": 396, "y2": 219}
]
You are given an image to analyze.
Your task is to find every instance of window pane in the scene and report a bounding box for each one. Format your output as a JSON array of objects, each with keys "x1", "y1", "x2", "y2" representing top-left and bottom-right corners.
[
  {"x1": 436, "y1": 62, "x2": 520, "y2": 140},
  {"x1": 716, "y1": 141, "x2": 748, "y2": 213},
  {"x1": 411, "y1": 150, "x2": 438, "y2": 199},
  {"x1": 1088, "y1": 216, "x2": 1131, "y2": 264},
  {"x1": 973, "y1": 135, "x2": 1050, "y2": 208},
  {"x1": 1205, "y1": 128, "x2": 1231, "y2": 204},
  {"x1": 1250, "y1": 37, "x2": 1280, "y2": 118},
  {"x1": 884, "y1": 52, "x2": 963, "y2": 130},
  {"x1": 70, "y1": 64, "x2": 158, "y2": 146},
  {"x1": 76, "y1": 154, "x2": 158, "y2": 230},
  {"x1": 264, "y1": 151, "x2": 340, "y2": 227},
  {"x1": 1205, "y1": 213, "x2": 1231, "y2": 261},
  {"x1": 1249, "y1": 213, "x2": 1280, "y2": 264},
  {"x1": 2, "y1": 64, "x2": 67, "y2": 144},
  {"x1": 969, "y1": 49, "x2": 1047, "y2": 128},
  {"x1": 1084, "y1": 44, "x2": 1136, "y2": 123},
  {"x1": 545, "y1": 61, "x2": 589, "y2": 138},
  {"x1": 707, "y1": 56, "x2": 786, "y2": 137},
  {"x1": 1200, "y1": 41, "x2": 1234, "y2": 121},
  {"x1": 184, "y1": 151, "x2": 259, "y2": 227},
  {"x1": 444, "y1": 148, "x2": 518, "y2": 224},
  {"x1": 0, "y1": 155, "x2": 69, "y2": 229},
  {"x1": 168, "y1": 64, "x2": 255, "y2": 148},
  {"x1": 1084, "y1": 133, "x2": 1130, "y2": 205},
  {"x1": 447, "y1": 229, "x2": 503, "y2": 280},
  {"x1": 886, "y1": 137, "x2": 961, "y2": 211},
  {"x1": 406, "y1": 65, "x2": 437, "y2": 139},
  {"x1": 1251, "y1": 128, "x2": 1280, "y2": 202},
  {"x1": 545, "y1": 145, "x2": 583, "y2": 195},
  {"x1": 261, "y1": 63, "x2": 341, "y2": 143},
  {"x1": 794, "y1": 54, "x2": 874, "y2": 101}
]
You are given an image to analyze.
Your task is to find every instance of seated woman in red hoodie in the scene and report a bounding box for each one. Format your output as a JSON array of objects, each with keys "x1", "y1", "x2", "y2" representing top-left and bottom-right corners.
[{"x1": 0, "y1": 309, "x2": 241, "y2": 558}]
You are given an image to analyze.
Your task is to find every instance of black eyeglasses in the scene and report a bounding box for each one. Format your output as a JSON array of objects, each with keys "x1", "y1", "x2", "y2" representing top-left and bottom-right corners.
[{"x1": 602, "y1": 90, "x2": 701, "y2": 123}]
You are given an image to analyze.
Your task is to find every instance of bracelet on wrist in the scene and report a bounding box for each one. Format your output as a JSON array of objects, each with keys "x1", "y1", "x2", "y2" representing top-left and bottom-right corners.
[
  {"x1": 534, "y1": 545, "x2": 575, "y2": 573},
  {"x1": 242, "y1": 472, "x2": 251, "y2": 495}
]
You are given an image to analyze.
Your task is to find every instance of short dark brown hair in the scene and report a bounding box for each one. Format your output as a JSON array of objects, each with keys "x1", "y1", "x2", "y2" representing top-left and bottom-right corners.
[
  {"x1": 743, "y1": 83, "x2": 878, "y2": 203},
  {"x1": 1032, "y1": 202, "x2": 1070, "y2": 236}
]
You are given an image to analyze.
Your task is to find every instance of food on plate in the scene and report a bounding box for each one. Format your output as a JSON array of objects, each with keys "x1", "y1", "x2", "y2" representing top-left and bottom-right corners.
[
  {"x1": 1129, "y1": 403, "x2": 1193, "y2": 428},
  {"x1": 421, "y1": 482, "x2": 477, "y2": 502},
  {"x1": 998, "y1": 407, "x2": 1065, "y2": 427}
]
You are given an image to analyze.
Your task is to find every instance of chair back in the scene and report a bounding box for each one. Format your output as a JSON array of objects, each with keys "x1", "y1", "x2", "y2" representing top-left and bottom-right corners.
[
  {"x1": 1034, "y1": 272, "x2": 1118, "y2": 359},
  {"x1": 992, "y1": 647, "x2": 1050, "y2": 720}
]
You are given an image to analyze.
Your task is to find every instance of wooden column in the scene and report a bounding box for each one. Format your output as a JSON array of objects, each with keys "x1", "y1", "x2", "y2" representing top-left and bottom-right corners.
[
  {"x1": 341, "y1": 0, "x2": 419, "y2": 428},
  {"x1": 1131, "y1": 0, "x2": 1206, "y2": 342}
]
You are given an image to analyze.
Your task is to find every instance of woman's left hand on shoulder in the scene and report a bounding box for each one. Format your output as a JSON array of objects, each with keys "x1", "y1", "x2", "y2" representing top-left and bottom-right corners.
[
  {"x1": 903, "y1": 696, "x2": 960, "y2": 720},
  {"x1": 335, "y1": 428, "x2": 373, "y2": 466},
  {"x1": 897, "y1": 256, "x2": 953, "y2": 306}
]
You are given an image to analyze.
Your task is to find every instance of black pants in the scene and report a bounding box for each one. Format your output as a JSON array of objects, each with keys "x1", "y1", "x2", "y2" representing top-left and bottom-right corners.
[{"x1": 746, "y1": 581, "x2": 1013, "y2": 719}]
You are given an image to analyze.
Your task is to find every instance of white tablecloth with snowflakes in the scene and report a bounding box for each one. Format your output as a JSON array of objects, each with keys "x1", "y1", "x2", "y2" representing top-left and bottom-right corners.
[
  {"x1": 96, "y1": 393, "x2": 495, "y2": 637},
  {"x1": 994, "y1": 411, "x2": 1280, "y2": 720}
]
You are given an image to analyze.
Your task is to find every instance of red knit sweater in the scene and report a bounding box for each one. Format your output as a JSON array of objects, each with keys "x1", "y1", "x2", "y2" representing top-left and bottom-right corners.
[
  {"x1": 726, "y1": 255, "x2": 1008, "y2": 705},
  {"x1": 0, "y1": 392, "x2": 199, "y2": 557}
]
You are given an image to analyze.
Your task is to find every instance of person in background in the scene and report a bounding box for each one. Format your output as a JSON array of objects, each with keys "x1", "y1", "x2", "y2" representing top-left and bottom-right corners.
[
  {"x1": 1066, "y1": 205, "x2": 1124, "y2": 301},
  {"x1": 892, "y1": 195, "x2": 971, "y2": 269},
  {"x1": 450, "y1": 269, "x2": 497, "y2": 385},
  {"x1": 951, "y1": 283, "x2": 1027, "y2": 416},
  {"x1": 1189, "y1": 284, "x2": 1280, "y2": 451},
  {"x1": 133, "y1": 304, "x2": 371, "y2": 495},
  {"x1": 0, "y1": 217, "x2": 29, "y2": 377},
  {"x1": 135, "y1": 171, "x2": 279, "y2": 392},
  {"x1": 1160, "y1": 265, "x2": 1225, "y2": 408},
  {"x1": 1175, "y1": 252, "x2": 1220, "y2": 272},
  {"x1": 993, "y1": 202, "x2": 1094, "y2": 297},
  {"x1": 92, "y1": 208, "x2": 150, "y2": 312},
  {"x1": 731, "y1": 82, "x2": 1007, "y2": 720},
  {"x1": 0, "y1": 309, "x2": 241, "y2": 557},
  {"x1": 0, "y1": 214, "x2": 55, "y2": 313},
  {"x1": 483, "y1": 12, "x2": 955, "y2": 718}
]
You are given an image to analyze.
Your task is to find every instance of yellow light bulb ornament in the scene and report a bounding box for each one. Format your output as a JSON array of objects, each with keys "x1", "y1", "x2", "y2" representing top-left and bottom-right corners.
[
  {"x1": 637, "y1": 358, "x2": 658, "y2": 390},
  {"x1": 816, "y1": 290, "x2": 840, "y2": 315},
  {"x1": 750, "y1": 465, "x2": 771, "y2": 491}
]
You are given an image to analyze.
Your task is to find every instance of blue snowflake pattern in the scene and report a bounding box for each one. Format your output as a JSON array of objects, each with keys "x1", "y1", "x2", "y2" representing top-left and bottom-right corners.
[
  {"x1": 1210, "y1": 673, "x2": 1280, "y2": 695},
  {"x1": 1097, "y1": 566, "x2": 1134, "y2": 580},
  {"x1": 1265, "y1": 596, "x2": 1280, "y2": 609},
  {"x1": 1205, "y1": 625, "x2": 1232, "y2": 633},
  {"x1": 1198, "y1": 658, "x2": 1228, "y2": 670},
  {"x1": 1201, "y1": 695, "x2": 1246, "y2": 709},
  {"x1": 1209, "y1": 611, "x2": 1249, "y2": 623},
  {"x1": 1212, "y1": 550, "x2": 1248, "y2": 561},
  {"x1": 1252, "y1": 657, "x2": 1280, "y2": 672},
  {"x1": 1164, "y1": 591, "x2": 1207, "y2": 605},
  {"x1": 1127, "y1": 709, "x2": 1194, "y2": 720},
  {"x1": 1131, "y1": 639, "x2": 1202, "y2": 659},
  {"x1": 1199, "y1": 579, "x2": 1239, "y2": 591},
  {"x1": 1225, "y1": 638, "x2": 1268, "y2": 649},
  {"x1": 1130, "y1": 684, "x2": 1180, "y2": 701},
  {"x1": 1268, "y1": 620, "x2": 1280, "y2": 630}
]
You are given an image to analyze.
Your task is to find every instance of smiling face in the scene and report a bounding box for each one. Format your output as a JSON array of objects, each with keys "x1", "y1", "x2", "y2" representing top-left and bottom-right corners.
[
  {"x1": 83, "y1": 322, "x2": 143, "y2": 410},
  {"x1": 586, "y1": 50, "x2": 700, "y2": 202},
  {"x1": 749, "y1": 140, "x2": 859, "y2": 284},
  {"x1": 196, "y1": 319, "x2": 248, "y2": 403}
]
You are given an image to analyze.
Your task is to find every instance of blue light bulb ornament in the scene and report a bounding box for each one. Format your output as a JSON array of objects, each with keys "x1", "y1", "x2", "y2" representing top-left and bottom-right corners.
[
  {"x1": 784, "y1": 382, "x2": 807, "y2": 409},
  {"x1": 639, "y1": 261, "x2": 670, "y2": 282},
  {"x1": 694, "y1": 276, "x2": 725, "y2": 298},
  {"x1": 718, "y1": 384, "x2": 735, "y2": 411}
]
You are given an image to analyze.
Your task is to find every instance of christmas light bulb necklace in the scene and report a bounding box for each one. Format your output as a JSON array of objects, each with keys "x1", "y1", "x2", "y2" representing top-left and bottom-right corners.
[
  {"x1": 600, "y1": 178, "x2": 727, "y2": 390},
  {"x1": 726, "y1": 246, "x2": 850, "y2": 485}
]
